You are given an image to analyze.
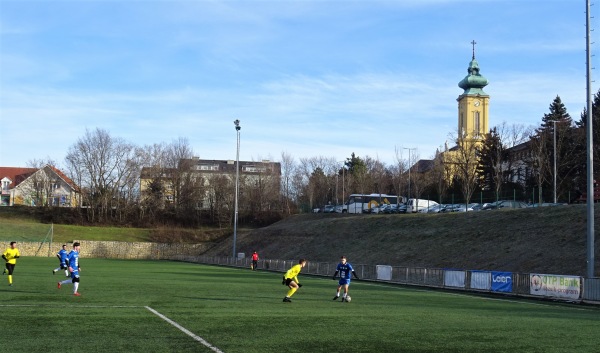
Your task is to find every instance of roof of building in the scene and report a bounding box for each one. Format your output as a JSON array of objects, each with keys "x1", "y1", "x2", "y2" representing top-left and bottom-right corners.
[
  {"x1": 0, "y1": 167, "x2": 38, "y2": 188},
  {"x1": 0, "y1": 165, "x2": 78, "y2": 191},
  {"x1": 412, "y1": 159, "x2": 435, "y2": 173},
  {"x1": 457, "y1": 45, "x2": 489, "y2": 96}
]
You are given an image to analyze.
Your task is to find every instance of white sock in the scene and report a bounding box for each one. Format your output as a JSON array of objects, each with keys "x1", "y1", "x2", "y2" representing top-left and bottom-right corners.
[
  {"x1": 336, "y1": 292, "x2": 340, "y2": 296},
  {"x1": 343, "y1": 293, "x2": 347, "y2": 298},
  {"x1": 73, "y1": 282, "x2": 79, "y2": 293},
  {"x1": 65, "y1": 270, "x2": 69, "y2": 276}
]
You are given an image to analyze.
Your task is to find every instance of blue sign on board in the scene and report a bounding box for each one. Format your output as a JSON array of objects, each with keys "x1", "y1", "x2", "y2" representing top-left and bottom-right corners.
[{"x1": 491, "y1": 271, "x2": 513, "y2": 293}]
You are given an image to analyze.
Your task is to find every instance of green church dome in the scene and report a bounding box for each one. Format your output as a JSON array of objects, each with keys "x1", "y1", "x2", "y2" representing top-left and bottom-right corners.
[{"x1": 458, "y1": 57, "x2": 489, "y2": 95}]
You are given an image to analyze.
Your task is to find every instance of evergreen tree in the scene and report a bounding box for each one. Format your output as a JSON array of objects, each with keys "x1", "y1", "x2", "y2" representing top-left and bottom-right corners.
[
  {"x1": 535, "y1": 95, "x2": 580, "y2": 202},
  {"x1": 576, "y1": 88, "x2": 600, "y2": 188},
  {"x1": 476, "y1": 127, "x2": 506, "y2": 198}
]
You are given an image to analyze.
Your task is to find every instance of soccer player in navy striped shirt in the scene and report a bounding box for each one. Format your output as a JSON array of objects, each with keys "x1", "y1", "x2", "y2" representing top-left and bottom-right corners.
[
  {"x1": 57, "y1": 242, "x2": 82, "y2": 296},
  {"x1": 332, "y1": 256, "x2": 359, "y2": 302},
  {"x1": 53, "y1": 244, "x2": 69, "y2": 277}
]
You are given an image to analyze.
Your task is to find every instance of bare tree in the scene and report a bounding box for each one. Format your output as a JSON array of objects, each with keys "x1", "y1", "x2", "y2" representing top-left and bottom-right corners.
[
  {"x1": 429, "y1": 148, "x2": 449, "y2": 204},
  {"x1": 24, "y1": 158, "x2": 58, "y2": 207},
  {"x1": 280, "y1": 152, "x2": 296, "y2": 215},
  {"x1": 164, "y1": 138, "x2": 195, "y2": 210},
  {"x1": 393, "y1": 147, "x2": 408, "y2": 201},
  {"x1": 65, "y1": 128, "x2": 136, "y2": 223},
  {"x1": 525, "y1": 131, "x2": 551, "y2": 204},
  {"x1": 138, "y1": 143, "x2": 169, "y2": 221},
  {"x1": 447, "y1": 131, "x2": 481, "y2": 205}
]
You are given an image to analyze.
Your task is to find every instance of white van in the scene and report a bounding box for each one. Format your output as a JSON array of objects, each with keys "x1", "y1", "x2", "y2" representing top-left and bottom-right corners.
[{"x1": 407, "y1": 198, "x2": 438, "y2": 213}]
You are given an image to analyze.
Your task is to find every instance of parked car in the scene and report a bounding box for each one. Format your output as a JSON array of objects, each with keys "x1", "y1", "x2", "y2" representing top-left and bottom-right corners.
[
  {"x1": 383, "y1": 204, "x2": 403, "y2": 214},
  {"x1": 482, "y1": 200, "x2": 527, "y2": 210},
  {"x1": 396, "y1": 203, "x2": 408, "y2": 214},
  {"x1": 322, "y1": 205, "x2": 336, "y2": 213},
  {"x1": 527, "y1": 202, "x2": 567, "y2": 207},
  {"x1": 407, "y1": 198, "x2": 439, "y2": 213},
  {"x1": 418, "y1": 204, "x2": 446, "y2": 213},
  {"x1": 452, "y1": 203, "x2": 479, "y2": 212},
  {"x1": 471, "y1": 203, "x2": 486, "y2": 211}
]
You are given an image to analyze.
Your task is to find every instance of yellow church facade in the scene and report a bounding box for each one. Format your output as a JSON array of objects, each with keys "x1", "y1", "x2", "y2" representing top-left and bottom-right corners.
[
  {"x1": 457, "y1": 42, "x2": 490, "y2": 140},
  {"x1": 440, "y1": 42, "x2": 490, "y2": 191}
]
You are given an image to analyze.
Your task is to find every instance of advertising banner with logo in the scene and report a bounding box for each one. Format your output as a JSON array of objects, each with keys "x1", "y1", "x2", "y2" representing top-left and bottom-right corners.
[
  {"x1": 530, "y1": 274, "x2": 581, "y2": 300},
  {"x1": 491, "y1": 271, "x2": 512, "y2": 293}
]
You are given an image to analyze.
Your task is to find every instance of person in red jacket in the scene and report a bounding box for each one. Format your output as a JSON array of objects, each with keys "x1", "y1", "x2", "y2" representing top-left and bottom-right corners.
[{"x1": 251, "y1": 251, "x2": 259, "y2": 271}]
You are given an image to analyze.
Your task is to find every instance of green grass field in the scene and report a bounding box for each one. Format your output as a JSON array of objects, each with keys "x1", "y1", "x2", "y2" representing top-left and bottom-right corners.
[
  {"x1": 1, "y1": 258, "x2": 599, "y2": 353},
  {"x1": 0, "y1": 220, "x2": 152, "y2": 243}
]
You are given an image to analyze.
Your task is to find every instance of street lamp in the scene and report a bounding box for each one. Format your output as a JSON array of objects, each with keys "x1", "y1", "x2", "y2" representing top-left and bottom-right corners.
[
  {"x1": 552, "y1": 120, "x2": 558, "y2": 204},
  {"x1": 552, "y1": 120, "x2": 567, "y2": 204},
  {"x1": 233, "y1": 119, "x2": 241, "y2": 259},
  {"x1": 403, "y1": 147, "x2": 416, "y2": 201}
]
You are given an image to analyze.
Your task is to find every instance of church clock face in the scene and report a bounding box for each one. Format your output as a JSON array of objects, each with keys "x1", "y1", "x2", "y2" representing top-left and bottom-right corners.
[{"x1": 473, "y1": 100, "x2": 481, "y2": 107}]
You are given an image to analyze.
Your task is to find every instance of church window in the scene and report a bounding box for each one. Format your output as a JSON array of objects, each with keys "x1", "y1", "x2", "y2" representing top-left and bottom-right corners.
[{"x1": 474, "y1": 111, "x2": 480, "y2": 135}]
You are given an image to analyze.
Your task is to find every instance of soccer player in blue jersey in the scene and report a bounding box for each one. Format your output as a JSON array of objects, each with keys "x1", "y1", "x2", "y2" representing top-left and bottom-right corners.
[
  {"x1": 52, "y1": 244, "x2": 69, "y2": 277},
  {"x1": 332, "y1": 256, "x2": 359, "y2": 302},
  {"x1": 57, "y1": 242, "x2": 82, "y2": 296}
]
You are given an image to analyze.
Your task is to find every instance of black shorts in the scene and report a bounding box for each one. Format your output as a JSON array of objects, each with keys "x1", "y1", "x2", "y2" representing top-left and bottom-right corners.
[
  {"x1": 285, "y1": 278, "x2": 294, "y2": 286},
  {"x1": 5, "y1": 263, "x2": 15, "y2": 275}
]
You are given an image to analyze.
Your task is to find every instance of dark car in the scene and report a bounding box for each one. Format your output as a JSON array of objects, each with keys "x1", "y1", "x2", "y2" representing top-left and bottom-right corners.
[
  {"x1": 322, "y1": 205, "x2": 336, "y2": 213},
  {"x1": 482, "y1": 200, "x2": 527, "y2": 210}
]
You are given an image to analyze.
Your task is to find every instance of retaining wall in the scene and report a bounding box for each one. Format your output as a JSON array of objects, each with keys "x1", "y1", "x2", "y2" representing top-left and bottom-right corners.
[{"x1": 0, "y1": 241, "x2": 213, "y2": 260}]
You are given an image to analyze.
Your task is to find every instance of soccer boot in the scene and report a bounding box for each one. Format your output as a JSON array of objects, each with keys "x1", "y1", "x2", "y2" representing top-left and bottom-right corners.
[
  {"x1": 333, "y1": 295, "x2": 339, "y2": 300},
  {"x1": 53, "y1": 269, "x2": 57, "y2": 274},
  {"x1": 283, "y1": 297, "x2": 292, "y2": 303},
  {"x1": 73, "y1": 292, "x2": 81, "y2": 296},
  {"x1": 57, "y1": 282, "x2": 61, "y2": 289},
  {"x1": 341, "y1": 297, "x2": 346, "y2": 302}
]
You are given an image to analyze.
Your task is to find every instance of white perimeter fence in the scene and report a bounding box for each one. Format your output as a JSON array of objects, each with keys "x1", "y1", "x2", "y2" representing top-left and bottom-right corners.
[{"x1": 172, "y1": 254, "x2": 600, "y2": 304}]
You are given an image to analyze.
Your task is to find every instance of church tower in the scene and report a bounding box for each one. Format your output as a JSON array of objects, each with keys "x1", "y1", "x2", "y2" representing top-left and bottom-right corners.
[{"x1": 457, "y1": 41, "x2": 489, "y2": 140}]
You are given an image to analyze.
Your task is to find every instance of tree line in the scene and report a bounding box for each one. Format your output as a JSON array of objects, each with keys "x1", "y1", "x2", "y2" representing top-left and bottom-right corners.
[{"x1": 25, "y1": 90, "x2": 600, "y2": 227}]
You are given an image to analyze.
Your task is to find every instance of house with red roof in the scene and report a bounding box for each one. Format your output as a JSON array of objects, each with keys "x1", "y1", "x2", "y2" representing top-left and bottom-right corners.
[{"x1": 0, "y1": 165, "x2": 80, "y2": 207}]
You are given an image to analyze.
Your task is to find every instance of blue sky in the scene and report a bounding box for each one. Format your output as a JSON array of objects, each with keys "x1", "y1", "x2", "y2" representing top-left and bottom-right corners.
[{"x1": 0, "y1": 0, "x2": 594, "y2": 168}]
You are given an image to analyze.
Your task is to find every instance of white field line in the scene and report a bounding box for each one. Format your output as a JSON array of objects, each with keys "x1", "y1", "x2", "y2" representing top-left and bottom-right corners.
[
  {"x1": 1, "y1": 304, "x2": 225, "y2": 351},
  {"x1": 145, "y1": 306, "x2": 225, "y2": 353}
]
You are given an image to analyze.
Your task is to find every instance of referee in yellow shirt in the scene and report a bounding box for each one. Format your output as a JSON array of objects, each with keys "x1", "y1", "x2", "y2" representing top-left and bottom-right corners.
[
  {"x1": 2, "y1": 241, "x2": 21, "y2": 286},
  {"x1": 282, "y1": 259, "x2": 307, "y2": 302}
]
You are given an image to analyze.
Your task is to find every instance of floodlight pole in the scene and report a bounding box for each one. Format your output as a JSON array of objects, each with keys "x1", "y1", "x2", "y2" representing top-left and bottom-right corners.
[
  {"x1": 233, "y1": 119, "x2": 241, "y2": 259},
  {"x1": 585, "y1": 0, "x2": 595, "y2": 278}
]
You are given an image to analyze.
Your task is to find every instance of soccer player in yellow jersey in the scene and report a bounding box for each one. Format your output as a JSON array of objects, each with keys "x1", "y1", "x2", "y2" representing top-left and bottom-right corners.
[
  {"x1": 2, "y1": 242, "x2": 21, "y2": 286},
  {"x1": 282, "y1": 259, "x2": 307, "y2": 302}
]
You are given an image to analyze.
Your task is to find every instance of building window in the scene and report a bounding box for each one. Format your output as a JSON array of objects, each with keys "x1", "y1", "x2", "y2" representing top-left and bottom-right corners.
[
  {"x1": 243, "y1": 166, "x2": 266, "y2": 173},
  {"x1": 196, "y1": 165, "x2": 219, "y2": 171},
  {"x1": 474, "y1": 111, "x2": 480, "y2": 135}
]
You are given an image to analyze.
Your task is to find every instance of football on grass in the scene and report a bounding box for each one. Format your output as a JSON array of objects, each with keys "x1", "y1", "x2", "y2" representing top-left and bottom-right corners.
[{"x1": 345, "y1": 296, "x2": 351, "y2": 302}]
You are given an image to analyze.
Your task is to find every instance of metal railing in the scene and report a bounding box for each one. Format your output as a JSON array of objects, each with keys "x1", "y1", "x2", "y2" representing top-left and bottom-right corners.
[{"x1": 172, "y1": 254, "x2": 600, "y2": 304}]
